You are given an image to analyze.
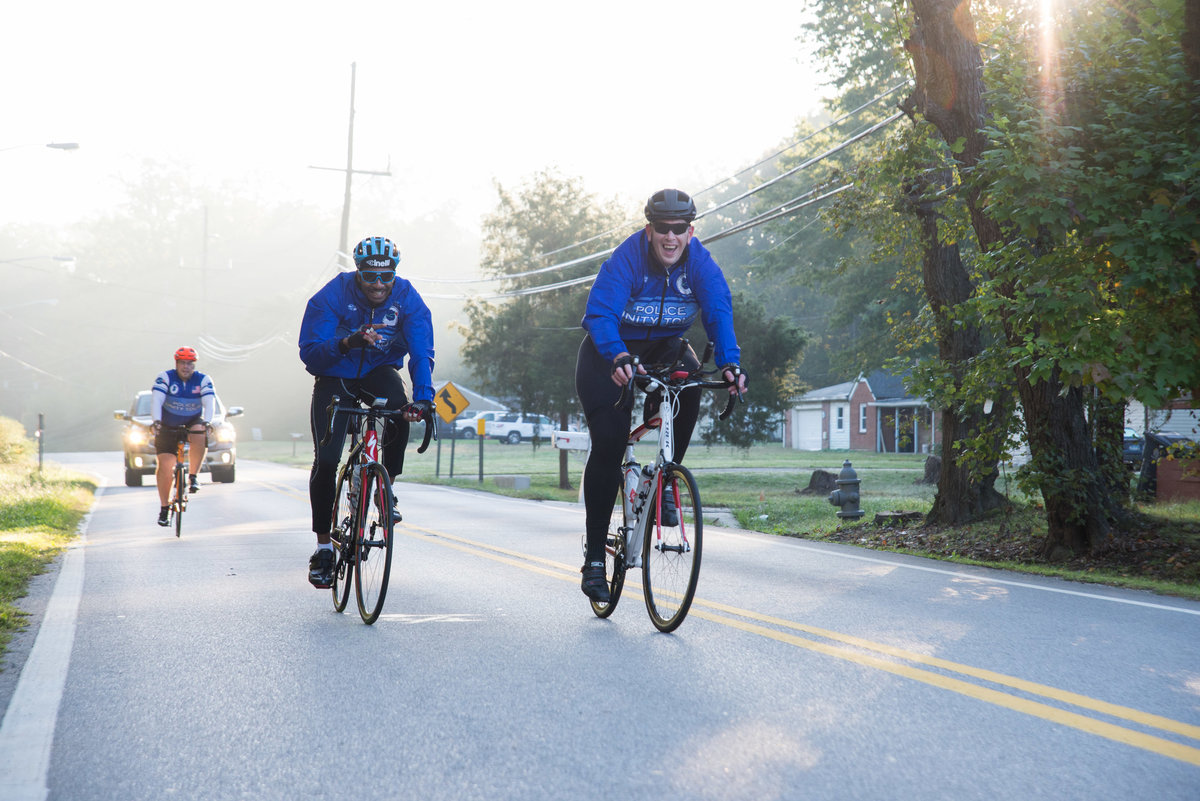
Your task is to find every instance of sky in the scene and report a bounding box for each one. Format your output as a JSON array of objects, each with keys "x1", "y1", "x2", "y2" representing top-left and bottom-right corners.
[{"x1": 2, "y1": 0, "x2": 826, "y2": 232}]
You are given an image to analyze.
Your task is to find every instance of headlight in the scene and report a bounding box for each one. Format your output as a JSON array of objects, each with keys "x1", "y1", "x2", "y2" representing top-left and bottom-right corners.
[
  {"x1": 216, "y1": 425, "x2": 237, "y2": 443},
  {"x1": 126, "y1": 427, "x2": 148, "y2": 446}
]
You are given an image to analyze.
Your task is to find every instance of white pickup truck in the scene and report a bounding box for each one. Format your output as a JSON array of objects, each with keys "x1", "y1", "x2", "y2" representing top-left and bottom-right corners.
[{"x1": 489, "y1": 412, "x2": 555, "y2": 444}]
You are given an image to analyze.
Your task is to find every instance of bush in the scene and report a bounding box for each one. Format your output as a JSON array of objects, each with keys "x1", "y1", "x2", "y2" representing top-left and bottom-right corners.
[{"x1": 0, "y1": 417, "x2": 32, "y2": 465}]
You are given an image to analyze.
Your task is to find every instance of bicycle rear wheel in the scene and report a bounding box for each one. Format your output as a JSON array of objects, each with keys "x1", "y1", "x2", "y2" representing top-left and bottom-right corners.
[
  {"x1": 642, "y1": 464, "x2": 702, "y2": 633},
  {"x1": 589, "y1": 523, "x2": 628, "y2": 618},
  {"x1": 354, "y1": 464, "x2": 394, "y2": 624},
  {"x1": 173, "y1": 464, "x2": 186, "y2": 538},
  {"x1": 329, "y1": 468, "x2": 355, "y2": 613}
]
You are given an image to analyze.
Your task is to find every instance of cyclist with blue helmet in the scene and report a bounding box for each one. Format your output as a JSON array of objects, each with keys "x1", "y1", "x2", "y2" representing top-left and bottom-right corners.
[
  {"x1": 151, "y1": 346, "x2": 216, "y2": 526},
  {"x1": 575, "y1": 189, "x2": 747, "y2": 603},
  {"x1": 299, "y1": 236, "x2": 436, "y2": 588}
]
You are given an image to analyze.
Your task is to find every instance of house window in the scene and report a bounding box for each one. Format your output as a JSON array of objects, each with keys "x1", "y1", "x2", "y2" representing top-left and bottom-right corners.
[
  {"x1": 859, "y1": 404, "x2": 867, "y2": 433},
  {"x1": 836, "y1": 407, "x2": 844, "y2": 431}
]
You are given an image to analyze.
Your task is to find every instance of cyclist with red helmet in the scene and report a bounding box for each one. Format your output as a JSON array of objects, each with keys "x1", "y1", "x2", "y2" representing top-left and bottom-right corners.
[{"x1": 150, "y1": 346, "x2": 216, "y2": 526}]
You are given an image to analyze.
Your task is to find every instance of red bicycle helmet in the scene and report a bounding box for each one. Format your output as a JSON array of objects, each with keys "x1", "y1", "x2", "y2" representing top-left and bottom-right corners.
[{"x1": 174, "y1": 346, "x2": 198, "y2": 362}]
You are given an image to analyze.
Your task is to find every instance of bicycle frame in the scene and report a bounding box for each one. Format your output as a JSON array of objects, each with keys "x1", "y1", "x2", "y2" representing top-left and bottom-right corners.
[{"x1": 620, "y1": 374, "x2": 684, "y2": 568}]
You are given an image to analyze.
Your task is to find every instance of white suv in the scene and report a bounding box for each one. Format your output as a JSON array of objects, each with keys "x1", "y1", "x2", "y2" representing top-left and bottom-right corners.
[{"x1": 490, "y1": 412, "x2": 554, "y2": 445}]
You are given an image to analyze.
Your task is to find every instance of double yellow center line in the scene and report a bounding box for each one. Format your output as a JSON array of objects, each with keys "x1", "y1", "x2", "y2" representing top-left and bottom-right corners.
[{"x1": 399, "y1": 521, "x2": 1200, "y2": 767}]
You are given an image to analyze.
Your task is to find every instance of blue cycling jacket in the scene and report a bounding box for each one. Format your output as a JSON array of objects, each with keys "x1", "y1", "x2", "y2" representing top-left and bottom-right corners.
[
  {"x1": 298, "y1": 272, "x2": 436, "y2": 402},
  {"x1": 581, "y1": 230, "x2": 740, "y2": 367}
]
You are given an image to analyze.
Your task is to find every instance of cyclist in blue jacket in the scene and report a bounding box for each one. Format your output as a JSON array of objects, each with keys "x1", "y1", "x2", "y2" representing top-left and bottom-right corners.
[
  {"x1": 151, "y1": 346, "x2": 215, "y2": 526},
  {"x1": 299, "y1": 236, "x2": 435, "y2": 588},
  {"x1": 576, "y1": 189, "x2": 747, "y2": 603}
]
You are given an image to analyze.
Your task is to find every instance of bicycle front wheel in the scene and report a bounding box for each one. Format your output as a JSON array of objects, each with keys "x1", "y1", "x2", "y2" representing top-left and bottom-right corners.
[
  {"x1": 354, "y1": 464, "x2": 394, "y2": 624},
  {"x1": 329, "y1": 468, "x2": 355, "y2": 613},
  {"x1": 173, "y1": 465, "x2": 186, "y2": 538},
  {"x1": 642, "y1": 464, "x2": 702, "y2": 633}
]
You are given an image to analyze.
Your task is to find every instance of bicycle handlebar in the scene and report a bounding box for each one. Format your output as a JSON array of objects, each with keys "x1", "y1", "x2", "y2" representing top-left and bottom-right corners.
[
  {"x1": 614, "y1": 338, "x2": 744, "y2": 421},
  {"x1": 320, "y1": 395, "x2": 437, "y2": 453}
]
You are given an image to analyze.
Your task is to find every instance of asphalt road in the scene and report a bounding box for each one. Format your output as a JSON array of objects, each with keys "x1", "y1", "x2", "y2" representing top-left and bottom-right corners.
[{"x1": 1, "y1": 453, "x2": 1198, "y2": 801}]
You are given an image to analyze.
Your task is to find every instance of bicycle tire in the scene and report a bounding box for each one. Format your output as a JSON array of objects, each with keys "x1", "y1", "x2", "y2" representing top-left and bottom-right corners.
[
  {"x1": 173, "y1": 463, "x2": 186, "y2": 538},
  {"x1": 642, "y1": 464, "x2": 702, "y2": 633},
  {"x1": 354, "y1": 463, "x2": 394, "y2": 624},
  {"x1": 329, "y1": 468, "x2": 356, "y2": 613},
  {"x1": 589, "y1": 524, "x2": 628, "y2": 618}
]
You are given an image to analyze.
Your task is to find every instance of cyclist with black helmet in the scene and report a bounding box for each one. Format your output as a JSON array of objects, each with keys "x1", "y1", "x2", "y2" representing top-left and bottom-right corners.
[
  {"x1": 575, "y1": 188, "x2": 747, "y2": 603},
  {"x1": 150, "y1": 346, "x2": 216, "y2": 526},
  {"x1": 298, "y1": 235, "x2": 436, "y2": 589}
]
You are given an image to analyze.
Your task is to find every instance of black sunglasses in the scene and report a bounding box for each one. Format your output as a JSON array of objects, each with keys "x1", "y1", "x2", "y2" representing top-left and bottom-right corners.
[
  {"x1": 359, "y1": 270, "x2": 396, "y2": 284},
  {"x1": 652, "y1": 221, "x2": 691, "y2": 235}
]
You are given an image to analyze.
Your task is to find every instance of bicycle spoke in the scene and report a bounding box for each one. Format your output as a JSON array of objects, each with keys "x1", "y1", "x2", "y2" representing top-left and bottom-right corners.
[{"x1": 642, "y1": 465, "x2": 702, "y2": 632}]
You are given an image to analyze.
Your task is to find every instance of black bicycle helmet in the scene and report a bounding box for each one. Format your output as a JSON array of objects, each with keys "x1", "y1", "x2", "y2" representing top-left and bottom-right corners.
[
  {"x1": 353, "y1": 236, "x2": 400, "y2": 269},
  {"x1": 643, "y1": 189, "x2": 697, "y2": 222}
]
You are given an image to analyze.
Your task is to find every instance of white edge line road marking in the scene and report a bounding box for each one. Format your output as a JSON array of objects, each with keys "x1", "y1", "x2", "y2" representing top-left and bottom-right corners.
[{"x1": 0, "y1": 485, "x2": 101, "y2": 801}]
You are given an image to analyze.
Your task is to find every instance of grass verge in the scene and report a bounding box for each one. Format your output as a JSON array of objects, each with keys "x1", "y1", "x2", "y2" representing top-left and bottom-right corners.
[{"x1": 0, "y1": 462, "x2": 96, "y2": 663}]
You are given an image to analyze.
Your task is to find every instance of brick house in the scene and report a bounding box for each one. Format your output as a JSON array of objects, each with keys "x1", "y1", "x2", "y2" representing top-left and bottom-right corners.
[{"x1": 783, "y1": 369, "x2": 941, "y2": 453}]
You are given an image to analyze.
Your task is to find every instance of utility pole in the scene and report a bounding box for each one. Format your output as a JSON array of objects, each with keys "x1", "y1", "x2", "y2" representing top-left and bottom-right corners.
[
  {"x1": 339, "y1": 62, "x2": 356, "y2": 257},
  {"x1": 309, "y1": 62, "x2": 391, "y2": 265}
]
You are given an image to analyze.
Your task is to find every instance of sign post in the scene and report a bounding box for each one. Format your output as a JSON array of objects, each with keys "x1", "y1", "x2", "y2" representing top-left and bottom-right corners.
[{"x1": 435, "y1": 382, "x2": 470, "y2": 479}]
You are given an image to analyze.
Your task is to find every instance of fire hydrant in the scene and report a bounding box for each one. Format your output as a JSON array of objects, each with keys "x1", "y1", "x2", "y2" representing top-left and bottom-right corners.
[{"x1": 828, "y1": 459, "x2": 864, "y2": 520}]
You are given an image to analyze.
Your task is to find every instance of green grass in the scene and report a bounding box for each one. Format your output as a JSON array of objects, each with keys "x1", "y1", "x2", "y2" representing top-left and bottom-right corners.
[{"x1": 0, "y1": 462, "x2": 96, "y2": 662}]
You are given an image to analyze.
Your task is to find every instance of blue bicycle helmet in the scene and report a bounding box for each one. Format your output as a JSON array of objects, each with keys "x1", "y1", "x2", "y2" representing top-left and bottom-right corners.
[
  {"x1": 644, "y1": 189, "x2": 697, "y2": 222},
  {"x1": 353, "y1": 236, "x2": 400, "y2": 269}
]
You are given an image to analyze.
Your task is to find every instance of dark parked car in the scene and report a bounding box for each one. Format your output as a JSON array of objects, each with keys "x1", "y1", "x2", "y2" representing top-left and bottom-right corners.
[
  {"x1": 1123, "y1": 427, "x2": 1144, "y2": 467},
  {"x1": 114, "y1": 390, "x2": 244, "y2": 487}
]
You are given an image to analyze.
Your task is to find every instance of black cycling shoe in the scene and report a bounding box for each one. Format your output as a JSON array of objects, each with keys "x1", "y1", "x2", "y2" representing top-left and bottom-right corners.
[
  {"x1": 308, "y1": 548, "x2": 335, "y2": 588},
  {"x1": 580, "y1": 561, "x2": 610, "y2": 603},
  {"x1": 188, "y1": 475, "x2": 200, "y2": 494},
  {"x1": 157, "y1": 508, "x2": 170, "y2": 527}
]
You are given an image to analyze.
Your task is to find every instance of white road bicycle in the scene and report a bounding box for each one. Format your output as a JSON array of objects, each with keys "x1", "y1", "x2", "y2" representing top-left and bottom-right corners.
[{"x1": 589, "y1": 341, "x2": 741, "y2": 633}]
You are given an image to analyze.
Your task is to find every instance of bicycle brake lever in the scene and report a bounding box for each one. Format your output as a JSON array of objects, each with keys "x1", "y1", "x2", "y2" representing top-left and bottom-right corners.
[{"x1": 416, "y1": 407, "x2": 435, "y2": 454}]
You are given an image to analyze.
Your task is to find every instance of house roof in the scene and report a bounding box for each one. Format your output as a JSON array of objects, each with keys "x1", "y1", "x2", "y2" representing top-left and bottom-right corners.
[
  {"x1": 798, "y1": 380, "x2": 856, "y2": 403},
  {"x1": 863, "y1": 369, "x2": 914, "y2": 402}
]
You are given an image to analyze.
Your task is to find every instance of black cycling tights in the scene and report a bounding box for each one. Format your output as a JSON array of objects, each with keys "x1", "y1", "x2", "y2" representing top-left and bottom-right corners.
[
  {"x1": 308, "y1": 366, "x2": 410, "y2": 535},
  {"x1": 575, "y1": 335, "x2": 700, "y2": 564}
]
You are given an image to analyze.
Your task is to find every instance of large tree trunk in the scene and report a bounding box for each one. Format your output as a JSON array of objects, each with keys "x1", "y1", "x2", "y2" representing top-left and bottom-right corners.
[
  {"x1": 906, "y1": 169, "x2": 1009, "y2": 525},
  {"x1": 1185, "y1": 0, "x2": 1200, "y2": 84},
  {"x1": 902, "y1": 0, "x2": 1122, "y2": 554}
]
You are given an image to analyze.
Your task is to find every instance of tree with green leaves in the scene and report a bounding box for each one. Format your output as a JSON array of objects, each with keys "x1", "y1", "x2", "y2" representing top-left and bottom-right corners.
[
  {"x1": 458, "y1": 170, "x2": 625, "y2": 489},
  {"x1": 698, "y1": 292, "x2": 808, "y2": 448},
  {"x1": 902, "y1": 0, "x2": 1199, "y2": 554}
]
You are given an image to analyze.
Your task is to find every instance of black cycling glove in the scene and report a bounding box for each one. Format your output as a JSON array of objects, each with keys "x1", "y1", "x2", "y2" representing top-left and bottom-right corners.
[
  {"x1": 405, "y1": 400, "x2": 433, "y2": 419},
  {"x1": 339, "y1": 329, "x2": 371, "y2": 353},
  {"x1": 611, "y1": 354, "x2": 635, "y2": 377},
  {"x1": 720, "y1": 363, "x2": 747, "y2": 388}
]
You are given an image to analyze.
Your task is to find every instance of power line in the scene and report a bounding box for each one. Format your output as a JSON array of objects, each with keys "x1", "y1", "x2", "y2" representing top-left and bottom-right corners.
[{"x1": 405, "y1": 84, "x2": 909, "y2": 286}]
